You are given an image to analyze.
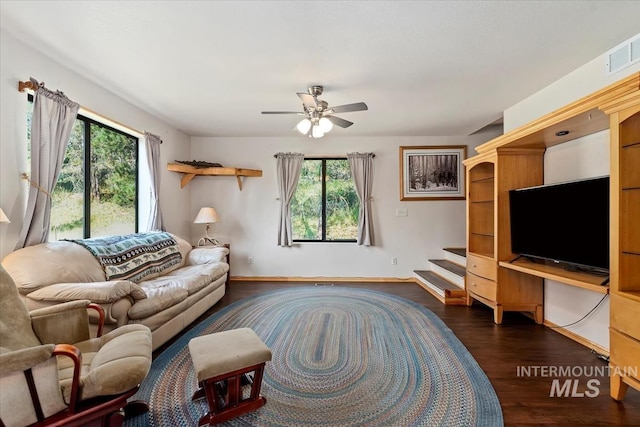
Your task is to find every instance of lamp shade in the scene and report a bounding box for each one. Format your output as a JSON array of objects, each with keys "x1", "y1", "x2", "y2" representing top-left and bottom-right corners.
[
  {"x1": 296, "y1": 118, "x2": 312, "y2": 134},
  {"x1": 318, "y1": 117, "x2": 333, "y2": 133},
  {"x1": 194, "y1": 207, "x2": 220, "y2": 224},
  {"x1": 311, "y1": 124, "x2": 325, "y2": 139},
  {"x1": 0, "y1": 208, "x2": 9, "y2": 224}
]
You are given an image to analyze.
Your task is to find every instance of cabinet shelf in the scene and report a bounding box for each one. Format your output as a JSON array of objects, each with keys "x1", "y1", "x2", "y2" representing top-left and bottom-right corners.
[
  {"x1": 471, "y1": 176, "x2": 495, "y2": 184},
  {"x1": 470, "y1": 232, "x2": 494, "y2": 238},
  {"x1": 167, "y1": 163, "x2": 262, "y2": 190},
  {"x1": 499, "y1": 258, "x2": 609, "y2": 293},
  {"x1": 618, "y1": 291, "x2": 640, "y2": 304},
  {"x1": 468, "y1": 251, "x2": 493, "y2": 259}
]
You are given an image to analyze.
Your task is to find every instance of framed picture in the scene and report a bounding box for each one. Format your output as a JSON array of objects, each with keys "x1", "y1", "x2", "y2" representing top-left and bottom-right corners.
[{"x1": 399, "y1": 145, "x2": 467, "y2": 201}]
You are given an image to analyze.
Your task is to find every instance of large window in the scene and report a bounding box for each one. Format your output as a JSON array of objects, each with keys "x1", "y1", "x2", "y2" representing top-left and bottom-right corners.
[
  {"x1": 291, "y1": 158, "x2": 359, "y2": 242},
  {"x1": 28, "y1": 97, "x2": 139, "y2": 240}
]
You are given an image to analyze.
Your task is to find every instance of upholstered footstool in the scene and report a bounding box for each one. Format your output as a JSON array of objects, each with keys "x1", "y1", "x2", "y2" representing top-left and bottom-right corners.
[{"x1": 189, "y1": 328, "x2": 272, "y2": 426}]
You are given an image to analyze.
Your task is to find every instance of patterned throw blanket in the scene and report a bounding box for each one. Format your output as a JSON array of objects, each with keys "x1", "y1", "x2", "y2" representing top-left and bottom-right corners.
[{"x1": 68, "y1": 232, "x2": 182, "y2": 283}]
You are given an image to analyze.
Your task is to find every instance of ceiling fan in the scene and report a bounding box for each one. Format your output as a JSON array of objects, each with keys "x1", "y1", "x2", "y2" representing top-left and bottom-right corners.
[{"x1": 261, "y1": 86, "x2": 368, "y2": 138}]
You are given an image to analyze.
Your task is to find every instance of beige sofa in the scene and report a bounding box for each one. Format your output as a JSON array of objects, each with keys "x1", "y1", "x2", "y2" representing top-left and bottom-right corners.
[{"x1": 1, "y1": 232, "x2": 228, "y2": 351}]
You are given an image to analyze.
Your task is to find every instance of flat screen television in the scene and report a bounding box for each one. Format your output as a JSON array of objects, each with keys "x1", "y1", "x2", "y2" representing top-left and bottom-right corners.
[{"x1": 509, "y1": 176, "x2": 609, "y2": 273}]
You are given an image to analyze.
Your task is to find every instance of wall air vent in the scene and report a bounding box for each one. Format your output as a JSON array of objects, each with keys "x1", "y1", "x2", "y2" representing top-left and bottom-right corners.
[{"x1": 605, "y1": 34, "x2": 640, "y2": 75}]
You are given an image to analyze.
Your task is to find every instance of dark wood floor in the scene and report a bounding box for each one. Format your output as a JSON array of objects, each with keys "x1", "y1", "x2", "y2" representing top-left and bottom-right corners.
[{"x1": 155, "y1": 281, "x2": 640, "y2": 426}]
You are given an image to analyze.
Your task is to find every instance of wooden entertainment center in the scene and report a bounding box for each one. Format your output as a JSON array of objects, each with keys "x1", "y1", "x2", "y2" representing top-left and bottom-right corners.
[{"x1": 463, "y1": 72, "x2": 639, "y2": 401}]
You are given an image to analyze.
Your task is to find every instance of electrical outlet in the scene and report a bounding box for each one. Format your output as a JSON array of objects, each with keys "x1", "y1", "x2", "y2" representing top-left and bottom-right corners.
[
  {"x1": 248, "y1": 256, "x2": 254, "y2": 264},
  {"x1": 391, "y1": 257, "x2": 398, "y2": 265}
]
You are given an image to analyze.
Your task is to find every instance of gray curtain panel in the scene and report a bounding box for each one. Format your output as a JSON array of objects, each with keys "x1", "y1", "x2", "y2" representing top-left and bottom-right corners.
[
  {"x1": 347, "y1": 152, "x2": 375, "y2": 246},
  {"x1": 144, "y1": 132, "x2": 164, "y2": 231},
  {"x1": 15, "y1": 78, "x2": 80, "y2": 249},
  {"x1": 276, "y1": 153, "x2": 304, "y2": 247}
]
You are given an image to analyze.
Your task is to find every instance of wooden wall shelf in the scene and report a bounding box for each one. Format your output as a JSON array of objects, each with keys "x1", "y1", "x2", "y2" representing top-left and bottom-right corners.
[
  {"x1": 167, "y1": 163, "x2": 262, "y2": 190},
  {"x1": 499, "y1": 259, "x2": 609, "y2": 294}
]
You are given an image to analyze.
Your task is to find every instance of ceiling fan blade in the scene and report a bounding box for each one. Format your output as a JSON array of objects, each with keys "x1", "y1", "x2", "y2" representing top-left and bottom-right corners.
[
  {"x1": 328, "y1": 115, "x2": 353, "y2": 128},
  {"x1": 262, "y1": 111, "x2": 305, "y2": 115},
  {"x1": 329, "y1": 102, "x2": 368, "y2": 114},
  {"x1": 297, "y1": 92, "x2": 317, "y2": 108}
]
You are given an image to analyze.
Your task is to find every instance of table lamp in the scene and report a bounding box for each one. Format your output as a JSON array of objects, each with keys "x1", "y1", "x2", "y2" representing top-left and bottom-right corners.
[{"x1": 194, "y1": 207, "x2": 220, "y2": 246}]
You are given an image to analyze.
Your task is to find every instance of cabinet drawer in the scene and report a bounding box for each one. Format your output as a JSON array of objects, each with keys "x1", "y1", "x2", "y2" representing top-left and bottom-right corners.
[
  {"x1": 610, "y1": 329, "x2": 640, "y2": 379},
  {"x1": 611, "y1": 294, "x2": 640, "y2": 340},
  {"x1": 467, "y1": 253, "x2": 496, "y2": 281},
  {"x1": 466, "y1": 272, "x2": 497, "y2": 301}
]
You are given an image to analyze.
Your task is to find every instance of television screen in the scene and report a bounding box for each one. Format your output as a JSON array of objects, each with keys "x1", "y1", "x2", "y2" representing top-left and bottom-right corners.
[{"x1": 509, "y1": 176, "x2": 609, "y2": 272}]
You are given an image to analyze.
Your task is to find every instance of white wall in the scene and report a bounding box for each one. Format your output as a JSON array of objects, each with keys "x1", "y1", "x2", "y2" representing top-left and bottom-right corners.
[
  {"x1": 502, "y1": 37, "x2": 640, "y2": 350},
  {"x1": 0, "y1": 30, "x2": 192, "y2": 258},
  {"x1": 505, "y1": 39, "x2": 640, "y2": 132},
  {"x1": 0, "y1": 27, "x2": 502, "y2": 278},
  {"x1": 190, "y1": 132, "x2": 500, "y2": 279}
]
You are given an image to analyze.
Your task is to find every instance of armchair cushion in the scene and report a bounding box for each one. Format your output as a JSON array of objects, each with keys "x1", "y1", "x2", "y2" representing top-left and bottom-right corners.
[
  {"x1": 0, "y1": 265, "x2": 41, "y2": 351},
  {"x1": 57, "y1": 324, "x2": 152, "y2": 401}
]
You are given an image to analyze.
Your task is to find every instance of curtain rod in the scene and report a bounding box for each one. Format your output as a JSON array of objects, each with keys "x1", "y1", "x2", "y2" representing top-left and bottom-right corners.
[
  {"x1": 273, "y1": 153, "x2": 375, "y2": 158},
  {"x1": 18, "y1": 79, "x2": 146, "y2": 137}
]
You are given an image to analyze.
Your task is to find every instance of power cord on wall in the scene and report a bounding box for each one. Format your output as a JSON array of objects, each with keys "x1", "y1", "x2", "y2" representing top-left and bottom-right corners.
[{"x1": 546, "y1": 293, "x2": 609, "y2": 329}]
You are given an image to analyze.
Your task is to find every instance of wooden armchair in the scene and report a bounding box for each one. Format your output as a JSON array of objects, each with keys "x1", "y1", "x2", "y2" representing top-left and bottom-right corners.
[{"x1": 0, "y1": 265, "x2": 152, "y2": 427}]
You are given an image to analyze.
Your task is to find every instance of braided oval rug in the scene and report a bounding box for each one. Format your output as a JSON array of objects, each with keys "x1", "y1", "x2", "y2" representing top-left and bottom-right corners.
[{"x1": 126, "y1": 286, "x2": 503, "y2": 427}]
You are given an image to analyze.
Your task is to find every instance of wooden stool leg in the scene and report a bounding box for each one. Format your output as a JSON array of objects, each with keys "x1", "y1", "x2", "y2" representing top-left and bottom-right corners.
[
  {"x1": 199, "y1": 363, "x2": 268, "y2": 425},
  {"x1": 198, "y1": 378, "x2": 228, "y2": 426},
  {"x1": 228, "y1": 375, "x2": 240, "y2": 408},
  {"x1": 250, "y1": 366, "x2": 265, "y2": 401}
]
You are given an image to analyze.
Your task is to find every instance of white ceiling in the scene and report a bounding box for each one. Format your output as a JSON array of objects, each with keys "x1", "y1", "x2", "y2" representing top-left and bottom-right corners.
[{"x1": 1, "y1": 1, "x2": 639, "y2": 138}]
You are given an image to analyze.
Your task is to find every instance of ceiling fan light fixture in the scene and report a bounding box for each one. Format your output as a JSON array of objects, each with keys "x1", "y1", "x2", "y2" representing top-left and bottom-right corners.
[
  {"x1": 296, "y1": 118, "x2": 312, "y2": 134},
  {"x1": 311, "y1": 124, "x2": 325, "y2": 139},
  {"x1": 262, "y1": 86, "x2": 367, "y2": 138},
  {"x1": 319, "y1": 117, "x2": 333, "y2": 133}
]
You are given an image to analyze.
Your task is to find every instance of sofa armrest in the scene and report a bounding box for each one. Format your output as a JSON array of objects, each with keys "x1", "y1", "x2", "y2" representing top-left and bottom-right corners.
[
  {"x1": 186, "y1": 247, "x2": 229, "y2": 265},
  {"x1": 28, "y1": 299, "x2": 92, "y2": 316},
  {"x1": 25, "y1": 280, "x2": 147, "y2": 303}
]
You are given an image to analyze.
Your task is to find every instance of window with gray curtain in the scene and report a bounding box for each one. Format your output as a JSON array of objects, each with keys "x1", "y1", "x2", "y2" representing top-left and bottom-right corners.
[
  {"x1": 16, "y1": 79, "x2": 80, "y2": 248},
  {"x1": 276, "y1": 153, "x2": 304, "y2": 247},
  {"x1": 144, "y1": 132, "x2": 164, "y2": 231},
  {"x1": 291, "y1": 158, "x2": 359, "y2": 242},
  {"x1": 347, "y1": 152, "x2": 375, "y2": 246},
  {"x1": 23, "y1": 93, "x2": 139, "y2": 242}
]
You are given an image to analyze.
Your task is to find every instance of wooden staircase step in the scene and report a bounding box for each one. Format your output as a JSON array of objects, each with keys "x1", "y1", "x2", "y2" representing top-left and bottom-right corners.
[
  {"x1": 443, "y1": 247, "x2": 466, "y2": 258},
  {"x1": 414, "y1": 270, "x2": 466, "y2": 305},
  {"x1": 429, "y1": 259, "x2": 466, "y2": 277}
]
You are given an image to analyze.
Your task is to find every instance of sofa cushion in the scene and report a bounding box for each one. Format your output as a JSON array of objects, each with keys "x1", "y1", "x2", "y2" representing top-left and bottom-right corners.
[
  {"x1": 26, "y1": 281, "x2": 147, "y2": 304},
  {"x1": 186, "y1": 246, "x2": 229, "y2": 265},
  {"x1": 67, "y1": 231, "x2": 182, "y2": 283},
  {"x1": 160, "y1": 263, "x2": 229, "y2": 295},
  {"x1": 163, "y1": 234, "x2": 192, "y2": 274},
  {"x1": 2, "y1": 241, "x2": 106, "y2": 294},
  {"x1": 127, "y1": 287, "x2": 187, "y2": 320}
]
